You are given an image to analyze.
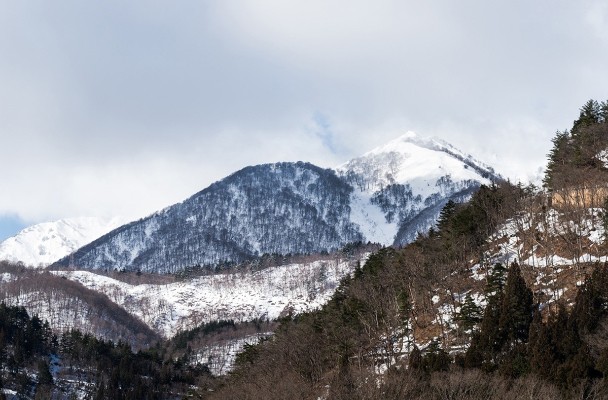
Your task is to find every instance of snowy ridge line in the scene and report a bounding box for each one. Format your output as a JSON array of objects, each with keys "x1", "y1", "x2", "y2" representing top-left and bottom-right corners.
[
  {"x1": 0, "y1": 216, "x2": 126, "y2": 268},
  {"x1": 52, "y1": 253, "x2": 370, "y2": 338},
  {"x1": 4, "y1": 133, "x2": 500, "y2": 272}
]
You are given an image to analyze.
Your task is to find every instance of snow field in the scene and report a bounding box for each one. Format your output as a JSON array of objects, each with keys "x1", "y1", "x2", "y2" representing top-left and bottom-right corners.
[{"x1": 53, "y1": 255, "x2": 369, "y2": 338}]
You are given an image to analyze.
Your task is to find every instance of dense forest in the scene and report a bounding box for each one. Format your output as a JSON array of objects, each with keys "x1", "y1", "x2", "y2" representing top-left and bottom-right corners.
[
  {"x1": 0, "y1": 301, "x2": 215, "y2": 399},
  {"x1": 0, "y1": 303, "x2": 277, "y2": 398}
]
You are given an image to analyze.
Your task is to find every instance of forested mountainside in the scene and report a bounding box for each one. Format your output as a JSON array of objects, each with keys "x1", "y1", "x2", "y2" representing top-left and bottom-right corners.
[
  {"x1": 50, "y1": 134, "x2": 498, "y2": 273},
  {"x1": 52, "y1": 250, "x2": 372, "y2": 338},
  {"x1": 0, "y1": 249, "x2": 371, "y2": 398},
  {"x1": 0, "y1": 262, "x2": 158, "y2": 347},
  {"x1": 55, "y1": 162, "x2": 363, "y2": 273},
  {"x1": 202, "y1": 100, "x2": 608, "y2": 399},
  {"x1": 0, "y1": 302, "x2": 220, "y2": 399},
  {"x1": 3, "y1": 102, "x2": 608, "y2": 398}
]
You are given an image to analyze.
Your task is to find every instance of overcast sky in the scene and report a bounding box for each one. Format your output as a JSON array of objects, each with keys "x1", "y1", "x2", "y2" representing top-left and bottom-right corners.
[{"x1": 2, "y1": 0, "x2": 608, "y2": 240}]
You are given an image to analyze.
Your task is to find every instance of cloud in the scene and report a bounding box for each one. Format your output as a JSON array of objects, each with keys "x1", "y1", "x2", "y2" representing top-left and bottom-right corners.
[{"x1": 1, "y1": 1, "x2": 608, "y2": 230}]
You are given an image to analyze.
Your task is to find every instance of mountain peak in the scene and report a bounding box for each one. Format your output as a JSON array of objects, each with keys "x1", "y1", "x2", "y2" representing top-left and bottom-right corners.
[{"x1": 0, "y1": 216, "x2": 126, "y2": 267}]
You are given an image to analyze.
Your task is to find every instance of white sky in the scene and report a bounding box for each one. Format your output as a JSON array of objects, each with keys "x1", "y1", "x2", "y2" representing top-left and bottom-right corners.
[{"x1": 2, "y1": 0, "x2": 608, "y2": 236}]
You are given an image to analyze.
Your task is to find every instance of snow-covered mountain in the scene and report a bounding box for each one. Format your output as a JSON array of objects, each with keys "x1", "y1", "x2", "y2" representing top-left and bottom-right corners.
[
  {"x1": 338, "y1": 132, "x2": 501, "y2": 244},
  {"x1": 53, "y1": 132, "x2": 500, "y2": 273},
  {"x1": 0, "y1": 217, "x2": 125, "y2": 267},
  {"x1": 55, "y1": 162, "x2": 363, "y2": 273}
]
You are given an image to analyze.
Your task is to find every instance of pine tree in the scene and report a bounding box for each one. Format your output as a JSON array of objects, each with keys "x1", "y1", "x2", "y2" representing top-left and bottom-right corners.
[
  {"x1": 409, "y1": 345, "x2": 422, "y2": 371},
  {"x1": 600, "y1": 100, "x2": 608, "y2": 123},
  {"x1": 543, "y1": 130, "x2": 570, "y2": 190},
  {"x1": 422, "y1": 340, "x2": 451, "y2": 373},
  {"x1": 37, "y1": 359, "x2": 53, "y2": 385},
  {"x1": 456, "y1": 293, "x2": 482, "y2": 332},
  {"x1": 437, "y1": 200, "x2": 457, "y2": 232},
  {"x1": 486, "y1": 263, "x2": 507, "y2": 299},
  {"x1": 498, "y1": 262, "x2": 534, "y2": 346},
  {"x1": 572, "y1": 99, "x2": 600, "y2": 134},
  {"x1": 465, "y1": 286, "x2": 503, "y2": 371}
]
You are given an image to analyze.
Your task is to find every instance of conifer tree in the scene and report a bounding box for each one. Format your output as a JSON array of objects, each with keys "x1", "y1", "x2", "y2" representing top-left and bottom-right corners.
[
  {"x1": 456, "y1": 293, "x2": 482, "y2": 332},
  {"x1": 437, "y1": 200, "x2": 457, "y2": 233},
  {"x1": 572, "y1": 99, "x2": 600, "y2": 134},
  {"x1": 543, "y1": 130, "x2": 570, "y2": 190},
  {"x1": 528, "y1": 310, "x2": 553, "y2": 378},
  {"x1": 409, "y1": 345, "x2": 422, "y2": 371},
  {"x1": 465, "y1": 265, "x2": 505, "y2": 371},
  {"x1": 486, "y1": 263, "x2": 507, "y2": 299},
  {"x1": 498, "y1": 262, "x2": 534, "y2": 346}
]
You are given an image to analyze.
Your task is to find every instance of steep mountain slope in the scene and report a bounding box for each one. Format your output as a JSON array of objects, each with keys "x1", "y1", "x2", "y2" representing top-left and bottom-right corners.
[
  {"x1": 56, "y1": 162, "x2": 362, "y2": 273},
  {"x1": 52, "y1": 134, "x2": 499, "y2": 273},
  {"x1": 337, "y1": 132, "x2": 501, "y2": 244},
  {"x1": 205, "y1": 101, "x2": 608, "y2": 399},
  {"x1": 0, "y1": 217, "x2": 125, "y2": 267}
]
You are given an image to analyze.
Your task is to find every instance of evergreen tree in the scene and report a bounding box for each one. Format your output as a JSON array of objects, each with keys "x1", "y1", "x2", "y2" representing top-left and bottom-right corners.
[
  {"x1": 37, "y1": 359, "x2": 53, "y2": 385},
  {"x1": 572, "y1": 99, "x2": 600, "y2": 134},
  {"x1": 465, "y1": 286, "x2": 504, "y2": 371},
  {"x1": 397, "y1": 289, "x2": 411, "y2": 328},
  {"x1": 600, "y1": 100, "x2": 608, "y2": 123},
  {"x1": 408, "y1": 345, "x2": 422, "y2": 371},
  {"x1": 456, "y1": 293, "x2": 482, "y2": 332},
  {"x1": 421, "y1": 340, "x2": 451, "y2": 373},
  {"x1": 498, "y1": 262, "x2": 534, "y2": 346},
  {"x1": 543, "y1": 130, "x2": 570, "y2": 190},
  {"x1": 437, "y1": 200, "x2": 457, "y2": 233},
  {"x1": 486, "y1": 263, "x2": 507, "y2": 299},
  {"x1": 528, "y1": 310, "x2": 553, "y2": 378}
]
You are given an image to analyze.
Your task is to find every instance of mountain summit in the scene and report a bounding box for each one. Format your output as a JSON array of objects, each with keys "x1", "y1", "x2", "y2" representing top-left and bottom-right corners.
[
  {"x1": 337, "y1": 132, "x2": 500, "y2": 244},
  {"x1": 46, "y1": 133, "x2": 500, "y2": 273}
]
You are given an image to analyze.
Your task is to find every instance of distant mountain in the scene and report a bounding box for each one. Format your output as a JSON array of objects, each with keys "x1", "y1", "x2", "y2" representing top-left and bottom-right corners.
[
  {"x1": 338, "y1": 132, "x2": 501, "y2": 244},
  {"x1": 53, "y1": 132, "x2": 501, "y2": 273},
  {"x1": 0, "y1": 217, "x2": 125, "y2": 267},
  {"x1": 56, "y1": 162, "x2": 363, "y2": 273}
]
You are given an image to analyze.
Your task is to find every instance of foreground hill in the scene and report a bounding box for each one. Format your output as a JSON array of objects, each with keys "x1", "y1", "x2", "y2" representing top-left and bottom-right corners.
[
  {"x1": 0, "y1": 261, "x2": 158, "y2": 347},
  {"x1": 53, "y1": 133, "x2": 499, "y2": 273},
  {"x1": 203, "y1": 100, "x2": 608, "y2": 399}
]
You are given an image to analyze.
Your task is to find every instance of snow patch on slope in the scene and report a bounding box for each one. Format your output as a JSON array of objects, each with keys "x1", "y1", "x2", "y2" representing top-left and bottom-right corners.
[{"x1": 348, "y1": 192, "x2": 399, "y2": 244}]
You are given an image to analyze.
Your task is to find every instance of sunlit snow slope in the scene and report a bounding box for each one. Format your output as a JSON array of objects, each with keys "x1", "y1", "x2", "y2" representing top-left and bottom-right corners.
[
  {"x1": 52, "y1": 255, "x2": 365, "y2": 338},
  {"x1": 337, "y1": 132, "x2": 501, "y2": 244},
  {"x1": 0, "y1": 217, "x2": 125, "y2": 267}
]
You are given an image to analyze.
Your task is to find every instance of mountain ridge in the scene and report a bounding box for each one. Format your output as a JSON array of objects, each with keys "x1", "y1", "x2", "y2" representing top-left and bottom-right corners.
[{"x1": 3, "y1": 133, "x2": 501, "y2": 271}]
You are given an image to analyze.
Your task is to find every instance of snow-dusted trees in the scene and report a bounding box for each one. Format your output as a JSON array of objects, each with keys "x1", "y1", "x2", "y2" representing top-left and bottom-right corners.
[{"x1": 57, "y1": 162, "x2": 363, "y2": 274}]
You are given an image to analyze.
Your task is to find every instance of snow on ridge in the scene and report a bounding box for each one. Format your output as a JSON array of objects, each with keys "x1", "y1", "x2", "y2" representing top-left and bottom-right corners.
[
  {"x1": 335, "y1": 132, "x2": 497, "y2": 245},
  {"x1": 0, "y1": 216, "x2": 127, "y2": 267},
  {"x1": 52, "y1": 254, "x2": 369, "y2": 339},
  {"x1": 336, "y1": 132, "x2": 494, "y2": 195}
]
